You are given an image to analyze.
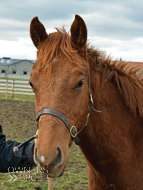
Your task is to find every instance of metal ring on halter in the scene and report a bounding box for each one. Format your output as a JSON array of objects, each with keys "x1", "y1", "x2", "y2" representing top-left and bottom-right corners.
[{"x1": 70, "y1": 126, "x2": 77, "y2": 138}]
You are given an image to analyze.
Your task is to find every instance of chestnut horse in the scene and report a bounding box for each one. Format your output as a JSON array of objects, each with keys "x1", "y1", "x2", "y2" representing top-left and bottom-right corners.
[{"x1": 30, "y1": 15, "x2": 143, "y2": 189}]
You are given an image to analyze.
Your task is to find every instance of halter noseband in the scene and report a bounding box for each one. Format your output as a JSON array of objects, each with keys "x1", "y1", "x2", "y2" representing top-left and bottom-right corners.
[
  {"x1": 36, "y1": 109, "x2": 81, "y2": 145},
  {"x1": 36, "y1": 71, "x2": 101, "y2": 146}
]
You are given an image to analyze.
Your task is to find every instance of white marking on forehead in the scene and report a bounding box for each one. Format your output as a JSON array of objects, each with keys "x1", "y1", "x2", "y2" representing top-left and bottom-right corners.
[
  {"x1": 40, "y1": 156, "x2": 45, "y2": 163},
  {"x1": 46, "y1": 58, "x2": 59, "y2": 68},
  {"x1": 53, "y1": 58, "x2": 59, "y2": 62}
]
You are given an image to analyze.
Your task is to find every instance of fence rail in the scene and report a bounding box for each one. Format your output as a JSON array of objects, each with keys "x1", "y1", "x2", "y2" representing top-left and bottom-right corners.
[{"x1": 0, "y1": 79, "x2": 34, "y2": 97}]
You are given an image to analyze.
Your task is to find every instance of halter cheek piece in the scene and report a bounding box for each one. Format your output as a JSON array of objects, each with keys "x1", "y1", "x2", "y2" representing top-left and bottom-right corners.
[
  {"x1": 36, "y1": 71, "x2": 102, "y2": 146},
  {"x1": 13, "y1": 71, "x2": 102, "y2": 152}
]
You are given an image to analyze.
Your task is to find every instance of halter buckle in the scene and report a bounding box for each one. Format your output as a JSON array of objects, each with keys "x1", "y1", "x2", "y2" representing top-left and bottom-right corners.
[
  {"x1": 89, "y1": 94, "x2": 93, "y2": 105},
  {"x1": 87, "y1": 113, "x2": 90, "y2": 120},
  {"x1": 70, "y1": 126, "x2": 77, "y2": 138}
]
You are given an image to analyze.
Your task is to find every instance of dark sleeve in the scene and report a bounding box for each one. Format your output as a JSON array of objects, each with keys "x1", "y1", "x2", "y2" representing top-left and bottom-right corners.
[{"x1": 0, "y1": 124, "x2": 36, "y2": 173}]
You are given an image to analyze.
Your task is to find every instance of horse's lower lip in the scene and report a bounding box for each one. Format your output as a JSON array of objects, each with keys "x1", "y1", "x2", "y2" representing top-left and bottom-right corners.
[{"x1": 58, "y1": 168, "x2": 65, "y2": 177}]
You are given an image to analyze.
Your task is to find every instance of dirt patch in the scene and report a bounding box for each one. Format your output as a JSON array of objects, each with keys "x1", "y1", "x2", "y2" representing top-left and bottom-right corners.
[{"x1": 0, "y1": 99, "x2": 37, "y2": 141}]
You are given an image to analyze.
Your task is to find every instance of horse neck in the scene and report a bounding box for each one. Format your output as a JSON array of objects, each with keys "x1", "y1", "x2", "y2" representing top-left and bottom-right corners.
[
  {"x1": 79, "y1": 69, "x2": 105, "y2": 163},
  {"x1": 78, "y1": 67, "x2": 143, "y2": 188}
]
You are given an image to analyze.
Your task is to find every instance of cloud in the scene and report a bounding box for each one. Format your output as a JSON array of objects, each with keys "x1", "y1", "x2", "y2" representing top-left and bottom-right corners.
[
  {"x1": 0, "y1": 38, "x2": 36, "y2": 60},
  {"x1": 0, "y1": 0, "x2": 142, "y2": 61},
  {"x1": 90, "y1": 36, "x2": 143, "y2": 61},
  {"x1": 82, "y1": 2, "x2": 143, "y2": 40}
]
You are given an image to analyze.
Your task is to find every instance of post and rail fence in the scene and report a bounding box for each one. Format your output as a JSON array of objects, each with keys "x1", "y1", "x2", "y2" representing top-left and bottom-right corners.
[{"x1": 0, "y1": 79, "x2": 34, "y2": 98}]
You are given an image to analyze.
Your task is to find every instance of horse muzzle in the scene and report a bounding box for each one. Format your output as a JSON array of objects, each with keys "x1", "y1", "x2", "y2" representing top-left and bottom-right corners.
[{"x1": 34, "y1": 146, "x2": 65, "y2": 178}]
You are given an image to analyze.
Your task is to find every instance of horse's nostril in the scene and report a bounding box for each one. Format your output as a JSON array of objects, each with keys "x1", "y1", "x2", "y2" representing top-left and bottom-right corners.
[{"x1": 55, "y1": 147, "x2": 62, "y2": 166}]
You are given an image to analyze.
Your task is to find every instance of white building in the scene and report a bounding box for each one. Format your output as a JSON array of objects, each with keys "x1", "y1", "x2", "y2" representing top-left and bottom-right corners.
[{"x1": 0, "y1": 57, "x2": 34, "y2": 79}]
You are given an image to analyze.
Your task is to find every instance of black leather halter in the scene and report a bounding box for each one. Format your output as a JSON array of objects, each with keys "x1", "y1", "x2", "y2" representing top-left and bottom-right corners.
[{"x1": 36, "y1": 71, "x2": 101, "y2": 146}]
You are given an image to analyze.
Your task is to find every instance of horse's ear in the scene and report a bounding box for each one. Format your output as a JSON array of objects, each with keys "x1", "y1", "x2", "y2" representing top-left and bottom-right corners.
[
  {"x1": 70, "y1": 15, "x2": 87, "y2": 50},
  {"x1": 30, "y1": 17, "x2": 48, "y2": 48}
]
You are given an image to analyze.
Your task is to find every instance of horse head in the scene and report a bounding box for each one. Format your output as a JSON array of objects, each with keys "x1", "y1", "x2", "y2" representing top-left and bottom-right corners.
[{"x1": 30, "y1": 15, "x2": 89, "y2": 178}]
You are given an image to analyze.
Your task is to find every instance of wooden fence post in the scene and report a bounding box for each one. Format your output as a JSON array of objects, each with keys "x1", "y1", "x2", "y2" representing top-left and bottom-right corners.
[
  {"x1": 11, "y1": 80, "x2": 14, "y2": 98},
  {"x1": 6, "y1": 78, "x2": 8, "y2": 99}
]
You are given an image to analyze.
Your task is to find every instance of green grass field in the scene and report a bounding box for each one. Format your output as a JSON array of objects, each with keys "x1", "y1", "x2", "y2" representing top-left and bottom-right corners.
[{"x1": 0, "y1": 96, "x2": 88, "y2": 190}]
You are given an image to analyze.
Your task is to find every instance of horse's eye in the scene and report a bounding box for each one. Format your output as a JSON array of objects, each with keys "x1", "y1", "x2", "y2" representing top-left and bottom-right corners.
[
  {"x1": 75, "y1": 78, "x2": 85, "y2": 88},
  {"x1": 28, "y1": 81, "x2": 34, "y2": 89}
]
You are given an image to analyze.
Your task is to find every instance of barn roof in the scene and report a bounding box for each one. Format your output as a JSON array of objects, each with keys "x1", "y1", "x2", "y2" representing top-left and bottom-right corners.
[{"x1": 0, "y1": 57, "x2": 35, "y2": 66}]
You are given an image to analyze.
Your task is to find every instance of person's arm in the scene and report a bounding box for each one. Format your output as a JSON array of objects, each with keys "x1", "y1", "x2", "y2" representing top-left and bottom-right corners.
[{"x1": 0, "y1": 124, "x2": 36, "y2": 173}]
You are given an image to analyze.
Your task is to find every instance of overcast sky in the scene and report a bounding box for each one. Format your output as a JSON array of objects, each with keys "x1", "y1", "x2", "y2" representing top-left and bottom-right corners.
[{"x1": 0, "y1": 0, "x2": 143, "y2": 62}]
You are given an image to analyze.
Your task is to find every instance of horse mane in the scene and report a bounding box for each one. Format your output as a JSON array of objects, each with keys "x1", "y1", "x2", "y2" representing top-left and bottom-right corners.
[
  {"x1": 35, "y1": 28, "x2": 143, "y2": 117},
  {"x1": 87, "y1": 46, "x2": 143, "y2": 117},
  {"x1": 34, "y1": 28, "x2": 85, "y2": 70}
]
